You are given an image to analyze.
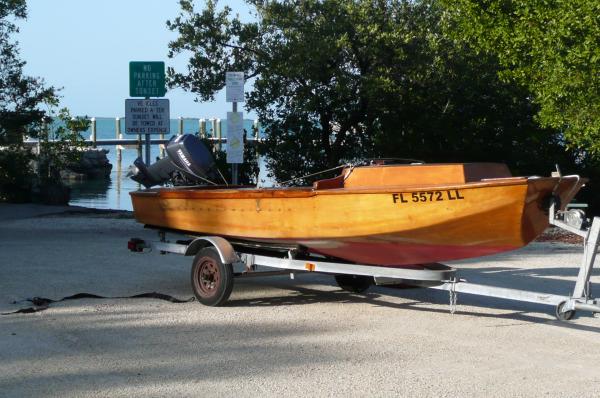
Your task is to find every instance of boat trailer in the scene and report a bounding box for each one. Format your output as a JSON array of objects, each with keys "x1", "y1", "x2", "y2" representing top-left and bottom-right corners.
[{"x1": 128, "y1": 203, "x2": 600, "y2": 321}]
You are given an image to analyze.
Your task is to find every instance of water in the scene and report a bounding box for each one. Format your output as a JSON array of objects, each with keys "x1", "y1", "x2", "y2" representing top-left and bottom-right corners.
[{"x1": 67, "y1": 117, "x2": 261, "y2": 211}]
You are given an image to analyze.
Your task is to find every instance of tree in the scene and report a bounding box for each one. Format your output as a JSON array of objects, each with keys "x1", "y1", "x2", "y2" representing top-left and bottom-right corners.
[
  {"x1": 37, "y1": 108, "x2": 89, "y2": 184},
  {"x1": 0, "y1": 0, "x2": 56, "y2": 201},
  {"x1": 0, "y1": 0, "x2": 86, "y2": 203},
  {"x1": 0, "y1": 0, "x2": 56, "y2": 145},
  {"x1": 167, "y1": 0, "x2": 583, "y2": 185},
  {"x1": 365, "y1": 4, "x2": 579, "y2": 176},
  {"x1": 441, "y1": 0, "x2": 600, "y2": 155},
  {"x1": 168, "y1": 0, "x2": 375, "y2": 183}
]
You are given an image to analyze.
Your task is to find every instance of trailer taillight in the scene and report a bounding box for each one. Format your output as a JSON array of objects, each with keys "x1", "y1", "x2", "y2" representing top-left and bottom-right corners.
[{"x1": 128, "y1": 238, "x2": 145, "y2": 252}]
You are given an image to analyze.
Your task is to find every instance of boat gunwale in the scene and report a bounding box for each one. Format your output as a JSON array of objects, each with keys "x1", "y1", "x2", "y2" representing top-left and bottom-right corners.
[{"x1": 129, "y1": 176, "x2": 582, "y2": 199}]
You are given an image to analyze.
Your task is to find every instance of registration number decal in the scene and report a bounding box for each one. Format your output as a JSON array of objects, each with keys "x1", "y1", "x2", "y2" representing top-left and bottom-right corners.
[{"x1": 392, "y1": 190, "x2": 464, "y2": 204}]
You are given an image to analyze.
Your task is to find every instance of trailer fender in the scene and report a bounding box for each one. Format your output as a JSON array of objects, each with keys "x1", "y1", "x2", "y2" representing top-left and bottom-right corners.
[{"x1": 184, "y1": 236, "x2": 239, "y2": 264}]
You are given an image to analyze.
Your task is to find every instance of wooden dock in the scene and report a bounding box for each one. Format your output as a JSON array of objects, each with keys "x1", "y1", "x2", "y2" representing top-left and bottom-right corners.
[{"x1": 23, "y1": 116, "x2": 262, "y2": 159}]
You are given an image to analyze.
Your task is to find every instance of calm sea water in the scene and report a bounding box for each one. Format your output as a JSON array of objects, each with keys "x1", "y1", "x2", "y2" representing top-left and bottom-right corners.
[{"x1": 67, "y1": 117, "x2": 262, "y2": 211}]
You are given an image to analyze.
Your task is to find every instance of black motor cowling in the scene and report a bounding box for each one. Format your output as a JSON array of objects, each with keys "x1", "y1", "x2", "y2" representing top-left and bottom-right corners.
[{"x1": 128, "y1": 134, "x2": 218, "y2": 188}]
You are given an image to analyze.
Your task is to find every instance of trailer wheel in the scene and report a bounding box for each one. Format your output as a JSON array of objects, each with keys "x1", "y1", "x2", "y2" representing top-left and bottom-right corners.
[
  {"x1": 555, "y1": 301, "x2": 576, "y2": 321},
  {"x1": 191, "y1": 247, "x2": 233, "y2": 306},
  {"x1": 335, "y1": 274, "x2": 373, "y2": 293}
]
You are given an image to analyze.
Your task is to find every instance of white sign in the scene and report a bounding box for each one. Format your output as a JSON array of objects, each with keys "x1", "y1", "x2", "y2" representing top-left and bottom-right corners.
[
  {"x1": 124, "y1": 99, "x2": 170, "y2": 135},
  {"x1": 226, "y1": 72, "x2": 245, "y2": 102},
  {"x1": 226, "y1": 111, "x2": 244, "y2": 163}
]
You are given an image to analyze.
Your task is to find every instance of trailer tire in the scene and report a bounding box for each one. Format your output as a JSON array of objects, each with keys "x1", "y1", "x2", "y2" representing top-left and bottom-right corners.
[
  {"x1": 191, "y1": 247, "x2": 234, "y2": 306},
  {"x1": 335, "y1": 274, "x2": 373, "y2": 293}
]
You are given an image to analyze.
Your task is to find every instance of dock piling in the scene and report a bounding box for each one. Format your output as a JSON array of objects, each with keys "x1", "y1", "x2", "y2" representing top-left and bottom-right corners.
[
  {"x1": 90, "y1": 117, "x2": 97, "y2": 147},
  {"x1": 216, "y1": 118, "x2": 222, "y2": 152},
  {"x1": 199, "y1": 119, "x2": 206, "y2": 138},
  {"x1": 254, "y1": 119, "x2": 260, "y2": 158},
  {"x1": 115, "y1": 117, "x2": 122, "y2": 163}
]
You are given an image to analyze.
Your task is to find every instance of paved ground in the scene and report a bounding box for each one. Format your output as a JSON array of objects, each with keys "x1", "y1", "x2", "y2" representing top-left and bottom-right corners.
[{"x1": 1, "y1": 204, "x2": 600, "y2": 397}]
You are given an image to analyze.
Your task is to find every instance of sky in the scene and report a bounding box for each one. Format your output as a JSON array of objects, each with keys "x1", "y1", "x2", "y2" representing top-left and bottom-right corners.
[{"x1": 16, "y1": 0, "x2": 256, "y2": 119}]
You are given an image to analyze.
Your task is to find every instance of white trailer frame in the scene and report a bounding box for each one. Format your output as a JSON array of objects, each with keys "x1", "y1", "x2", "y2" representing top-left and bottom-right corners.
[{"x1": 129, "y1": 203, "x2": 600, "y2": 320}]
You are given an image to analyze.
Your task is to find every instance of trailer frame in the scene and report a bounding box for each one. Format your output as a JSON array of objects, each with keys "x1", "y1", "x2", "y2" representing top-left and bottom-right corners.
[{"x1": 128, "y1": 203, "x2": 600, "y2": 320}]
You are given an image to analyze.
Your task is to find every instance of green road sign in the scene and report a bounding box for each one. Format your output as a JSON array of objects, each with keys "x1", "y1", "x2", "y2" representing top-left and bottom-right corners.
[{"x1": 129, "y1": 61, "x2": 166, "y2": 97}]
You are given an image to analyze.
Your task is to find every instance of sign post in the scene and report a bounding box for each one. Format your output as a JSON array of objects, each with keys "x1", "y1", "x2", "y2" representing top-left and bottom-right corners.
[
  {"x1": 226, "y1": 72, "x2": 245, "y2": 184},
  {"x1": 127, "y1": 61, "x2": 168, "y2": 165}
]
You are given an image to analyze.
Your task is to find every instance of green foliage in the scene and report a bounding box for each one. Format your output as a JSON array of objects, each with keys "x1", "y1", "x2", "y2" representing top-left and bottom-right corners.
[
  {"x1": 167, "y1": 0, "x2": 384, "y2": 183},
  {"x1": 0, "y1": 0, "x2": 56, "y2": 202},
  {"x1": 442, "y1": 0, "x2": 600, "y2": 155},
  {"x1": 211, "y1": 144, "x2": 260, "y2": 186},
  {"x1": 167, "y1": 0, "x2": 593, "y2": 188},
  {"x1": 0, "y1": 0, "x2": 56, "y2": 146},
  {"x1": 0, "y1": 145, "x2": 33, "y2": 202},
  {"x1": 0, "y1": 1, "x2": 89, "y2": 204},
  {"x1": 37, "y1": 108, "x2": 89, "y2": 184}
]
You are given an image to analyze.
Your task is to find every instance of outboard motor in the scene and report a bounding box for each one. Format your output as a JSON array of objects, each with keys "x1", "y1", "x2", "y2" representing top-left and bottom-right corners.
[{"x1": 128, "y1": 134, "x2": 219, "y2": 188}]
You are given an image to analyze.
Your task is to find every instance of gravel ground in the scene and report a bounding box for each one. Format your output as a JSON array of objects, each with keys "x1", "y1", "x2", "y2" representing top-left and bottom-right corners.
[{"x1": 1, "y1": 205, "x2": 600, "y2": 397}]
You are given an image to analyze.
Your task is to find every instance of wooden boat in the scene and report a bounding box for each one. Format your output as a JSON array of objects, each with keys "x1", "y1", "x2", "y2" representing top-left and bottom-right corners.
[{"x1": 130, "y1": 162, "x2": 584, "y2": 267}]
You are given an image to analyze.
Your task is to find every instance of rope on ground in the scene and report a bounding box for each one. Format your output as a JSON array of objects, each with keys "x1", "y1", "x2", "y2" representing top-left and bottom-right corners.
[{"x1": 2, "y1": 292, "x2": 194, "y2": 315}]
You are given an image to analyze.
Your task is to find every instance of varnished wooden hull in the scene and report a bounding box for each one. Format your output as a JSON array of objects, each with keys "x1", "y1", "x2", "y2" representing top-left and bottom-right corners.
[{"x1": 130, "y1": 167, "x2": 583, "y2": 266}]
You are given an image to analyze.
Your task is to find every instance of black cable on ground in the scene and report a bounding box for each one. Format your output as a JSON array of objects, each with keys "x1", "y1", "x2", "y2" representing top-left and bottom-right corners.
[{"x1": 2, "y1": 292, "x2": 195, "y2": 315}]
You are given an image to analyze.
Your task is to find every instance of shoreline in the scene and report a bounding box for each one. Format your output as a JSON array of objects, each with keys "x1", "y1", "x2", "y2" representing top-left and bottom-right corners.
[{"x1": 0, "y1": 203, "x2": 132, "y2": 222}]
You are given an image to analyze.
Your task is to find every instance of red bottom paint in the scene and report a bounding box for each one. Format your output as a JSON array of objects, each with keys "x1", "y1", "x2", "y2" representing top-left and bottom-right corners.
[{"x1": 305, "y1": 240, "x2": 518, "y2": 267}]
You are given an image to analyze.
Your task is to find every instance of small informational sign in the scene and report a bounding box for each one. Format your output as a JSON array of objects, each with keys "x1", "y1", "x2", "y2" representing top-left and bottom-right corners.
[
  {"x1": 129, "y1": 61, "x2": 167, "y2": 97},
  {"x1": 124, "y1": 99, "x2": 170, "y2": 135},
  {"x1": 225, "y1": 72, "x2": 245, "y2": 102},
  {"x1": 226, "y1": 111, "x2": 244, "y2": 163}
]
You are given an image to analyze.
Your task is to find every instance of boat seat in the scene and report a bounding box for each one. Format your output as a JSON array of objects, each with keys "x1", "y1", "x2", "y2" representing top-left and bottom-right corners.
[
  {"x1": 313, "y1": 163, "x2": 512, "y2": 190},
  {"x1": 313, "y1": 174, "x2": 345, "y2": 190},
  {"x1": 342, "y1": 163, "x2": 512, "y2": 188}
]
